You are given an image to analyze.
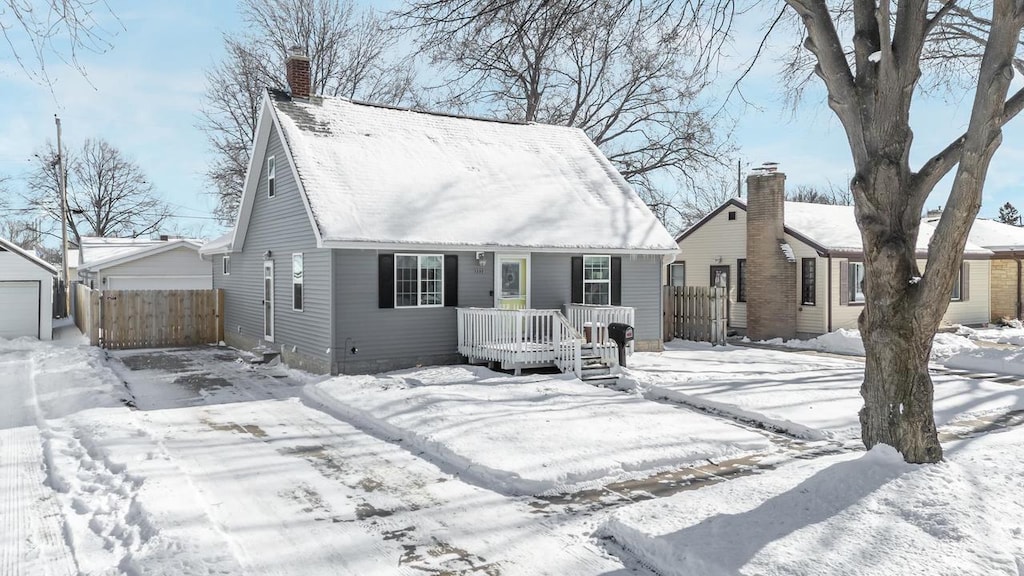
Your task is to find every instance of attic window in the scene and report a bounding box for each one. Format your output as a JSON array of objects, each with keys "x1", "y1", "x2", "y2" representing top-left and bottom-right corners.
[
  {"x1": 728, "y1": 211, "x2": 736, "y2": 221},
  {"x1": 267, "y1": 155, "x2": 276, "y2": 198}
]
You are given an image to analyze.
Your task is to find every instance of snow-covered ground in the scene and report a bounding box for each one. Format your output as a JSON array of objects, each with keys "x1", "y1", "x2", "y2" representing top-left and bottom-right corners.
[
  {"x1": 306, "y1": 366, "x2": 771, "y2": 495},
  {"x1": 7, "y1": 327, "x2": 1024, "y2": 575},
  {"x1": 624, "y1": 341, "x2": 1024, "y2": 443},
  {"x1": 755, "y1": 327, "x2": 980, "y2": 360}
]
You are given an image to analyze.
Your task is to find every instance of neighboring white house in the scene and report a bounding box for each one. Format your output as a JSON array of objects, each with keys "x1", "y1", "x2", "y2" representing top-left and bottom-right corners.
[
  {"x1": 77, "y1": 236, "x2": 212, "y2": 290},
  {"x1": 0, "y1": 237, "x2": 57, "y2": 340},
  {"x1": 674, "y1": 172, "x2": 992, "y2": 340}
]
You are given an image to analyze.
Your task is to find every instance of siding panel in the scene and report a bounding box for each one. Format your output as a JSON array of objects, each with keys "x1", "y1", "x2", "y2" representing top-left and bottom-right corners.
[
  {"x1": 217, "y1": 127, "x2": 332, "y2": 367},
  {"x1": 98, "y1": 246, "x2": 212, "y2": 287}
]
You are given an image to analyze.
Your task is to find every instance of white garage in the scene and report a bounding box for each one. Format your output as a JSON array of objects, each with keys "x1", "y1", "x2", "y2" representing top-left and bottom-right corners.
[
  {"x1": 0, "y1": 238, "x2": 56, "y2": 340},
  {"x1": 78, "y1": 238, "x2": 212, "y2": 291}
]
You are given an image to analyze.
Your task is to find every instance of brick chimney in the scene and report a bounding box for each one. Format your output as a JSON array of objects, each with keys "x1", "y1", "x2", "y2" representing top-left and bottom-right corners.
[
  {"x1": 286, "y1": 46, "x2": 310, "y2": 99},
  {"x1": 745, "y1": 171, "x2": 797, "y2": 341}
]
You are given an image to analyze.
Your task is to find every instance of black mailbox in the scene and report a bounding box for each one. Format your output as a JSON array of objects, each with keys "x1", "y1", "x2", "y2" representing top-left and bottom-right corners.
[{"x1": 608, "y1": 322, "x2": 634, "y2": 367}]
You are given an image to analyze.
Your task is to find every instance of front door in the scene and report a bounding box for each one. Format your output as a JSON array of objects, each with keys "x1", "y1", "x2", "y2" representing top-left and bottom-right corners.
[
  {"x1": 263, "y1": 260, "x2": 275, "y2": 341},
  {"x1": 496, "y1": 255, "x2": 529, "y2": 309},
  {"x1": 710, "y1": 265, "x2": 730, "y2": 325}
]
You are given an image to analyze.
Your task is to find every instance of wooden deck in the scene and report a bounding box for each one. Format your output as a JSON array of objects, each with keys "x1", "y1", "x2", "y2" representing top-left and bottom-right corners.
[{"x1": 456, "y1": 305, "x2": 635, "y2": 377}]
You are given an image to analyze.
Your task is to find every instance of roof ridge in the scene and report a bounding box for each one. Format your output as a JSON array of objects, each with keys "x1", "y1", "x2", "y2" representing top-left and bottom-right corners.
[{"x1": 268, "y1": 87, "x2": 534, "y2": 126}]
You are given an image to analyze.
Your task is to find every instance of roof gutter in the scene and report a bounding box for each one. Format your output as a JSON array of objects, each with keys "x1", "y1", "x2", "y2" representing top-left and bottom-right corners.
[{"x1": 318, "y1": 239, "x2": 680, "y2": 255}]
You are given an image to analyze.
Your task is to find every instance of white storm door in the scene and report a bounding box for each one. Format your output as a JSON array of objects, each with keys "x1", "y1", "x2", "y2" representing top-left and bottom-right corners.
[{"x1": 263, "y1": 260, "x2": 275, "y2": 341}]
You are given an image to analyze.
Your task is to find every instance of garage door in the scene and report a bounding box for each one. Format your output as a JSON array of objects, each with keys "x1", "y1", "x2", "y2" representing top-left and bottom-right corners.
[
  {"x1": 0, "y1": 282, "x2": 39, "y2": 339},
  {"x1": 106, "y1": 276, "x2": 211, "y2": 290}
]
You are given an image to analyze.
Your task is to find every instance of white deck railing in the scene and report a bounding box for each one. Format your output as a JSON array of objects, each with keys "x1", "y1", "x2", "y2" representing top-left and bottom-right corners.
[
  {"x1": 564, "y1": 304, "x2": 636, "y2": 357},
  {"x1": 457, "y1": 308, "x2": 583, "y2": 377}
]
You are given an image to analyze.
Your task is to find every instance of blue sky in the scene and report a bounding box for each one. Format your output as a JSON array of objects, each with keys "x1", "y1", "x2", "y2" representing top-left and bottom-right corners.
[{"x1": 1, "y1": 1, "x2": 1021, "y2": 244}]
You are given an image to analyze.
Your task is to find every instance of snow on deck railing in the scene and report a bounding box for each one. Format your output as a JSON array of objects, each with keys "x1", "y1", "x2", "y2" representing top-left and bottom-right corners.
[{"x1": 456, "y1": 308, "x2": 583, "y2": 377}]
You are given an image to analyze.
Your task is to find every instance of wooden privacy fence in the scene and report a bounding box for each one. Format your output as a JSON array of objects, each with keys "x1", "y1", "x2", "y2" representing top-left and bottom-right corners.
[
  {"x1": 663, "y1": 285, "x2": 728, "y2": 345},
  {"x1": 74, "y1": 285, "x2": 224, "y2": 349}
]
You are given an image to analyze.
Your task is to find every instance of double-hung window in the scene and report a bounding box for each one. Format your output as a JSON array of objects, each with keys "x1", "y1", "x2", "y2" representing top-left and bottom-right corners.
[
  {"x1": 849, "y1": 262, "x2": 866, "y2": 303},
  {"x1": 396, "y1": 254, "x2": 443, "y2": 307},
  {"x1": 801, "y1": 258, "x2": 816, "y2": 305},
  {"x1": 951, "y1": 264, "x2": 964, "y2": 301},
  {"x1": 267, "y1": 156, "x2": 276, "y2": 198},
  {"x1": 583, "y1": 255, "x2": 611, "y2": 305},
  {"x1": 668, "y1": 262, "x2": 685, "y2": 287},
  {"x1": 292, "y1": 253, "x2": 304, "y2": 311}
]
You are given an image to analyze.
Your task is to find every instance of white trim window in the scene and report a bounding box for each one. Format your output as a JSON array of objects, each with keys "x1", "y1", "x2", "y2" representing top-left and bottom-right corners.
[
  {"x1": 668, "y1": 262, "x2": 685, "y2": 287},
  {"x1": 583, "y1": 255, "x2": 611, "y2": 305},
  {"x1": 849, "y1": 262, "x2": 866, "y2": 303},
  {"x1": 292, "y1": 253, "x2": 304, "y2": 311},
  {"x1": 223, "y1": 255, "x2": 230, "y2": 275},
  {"x1": 396, "y1": 254, "x2": 443, "y2": 307},
  {"x1": 267, "y1": 155, "x2": 276, "y2": 198},
  {"x1": 951, "y1": 264, "x2": 963, "y2": 301}
]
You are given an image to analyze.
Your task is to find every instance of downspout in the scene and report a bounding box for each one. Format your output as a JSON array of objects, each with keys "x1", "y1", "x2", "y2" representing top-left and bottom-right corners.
[
  {"x1": 827, "y1": 254, "x2": 833, "y2": 332},
  {"x1": 1016, "y1": 252, "x2": 1022, "y2": 320}
]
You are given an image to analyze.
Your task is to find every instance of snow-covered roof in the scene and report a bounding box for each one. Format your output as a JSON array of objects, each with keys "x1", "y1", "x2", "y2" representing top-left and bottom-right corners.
[
  {"x1": 259, "y1": 91, "x2": 677, "y2": 252},
  {"x1": 0, "y1": 237, "x2": 57, "y2": 275},
  {"x1": 960, "y1": 219, "x2": 1024, "y2": 252},
  {"x1": 198, "y1": 231, "x2": 233, "y2": 256},
  {"x1": 79, "y1": 237, "x2": 203, "y2": 272},
  {"x1": 684, "y1": 199, "x2": 991, "y2": 256}
]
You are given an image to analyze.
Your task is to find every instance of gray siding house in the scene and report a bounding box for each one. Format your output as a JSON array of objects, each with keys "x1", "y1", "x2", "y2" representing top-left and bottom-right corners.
[{"x1": 201, "y1": 51, "x2": 678, "y2": 375}]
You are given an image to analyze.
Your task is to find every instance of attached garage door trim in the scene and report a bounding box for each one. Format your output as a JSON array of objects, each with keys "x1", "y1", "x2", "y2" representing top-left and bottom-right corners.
[{"x1": 0, "y1": 280, "x2": 41, "y2": 339}]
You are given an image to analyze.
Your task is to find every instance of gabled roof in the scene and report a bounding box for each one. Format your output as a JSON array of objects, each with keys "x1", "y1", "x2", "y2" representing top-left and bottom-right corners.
[
  {"x1": 0, "y1": 237, "x2": 57, "y2": 275},
  {"x1": 231, "y1": 89, "x2": 678, "y2": 254},
  {"x1": 678, "y1": 198, "x2": 991, "y2": 256},
  {"x1": 79, "y1": 238, "x2": 204, "y2": 272}
]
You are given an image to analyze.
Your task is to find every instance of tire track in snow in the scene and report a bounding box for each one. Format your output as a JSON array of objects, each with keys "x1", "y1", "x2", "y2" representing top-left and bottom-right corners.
[{"x1": 0, "y1": 350, "x2": 77, "y2": 576}]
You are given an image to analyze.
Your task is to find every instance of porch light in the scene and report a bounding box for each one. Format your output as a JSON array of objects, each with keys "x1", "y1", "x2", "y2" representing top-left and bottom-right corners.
[
  {"x1": 264, "y1": 250, "x2": 272, "y2": 260},
  {"x1": 476, "y1": 252, "x2": 487, "y2": 267}
]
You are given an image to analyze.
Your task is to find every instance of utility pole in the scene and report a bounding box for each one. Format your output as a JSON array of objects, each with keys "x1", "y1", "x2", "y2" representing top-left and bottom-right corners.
[
  {"x1": 736, "y1": 159, "x2": 742, "y2": 197},
  {"x1": 55, "y1": 115, "x2": 71, "y2": 318}
]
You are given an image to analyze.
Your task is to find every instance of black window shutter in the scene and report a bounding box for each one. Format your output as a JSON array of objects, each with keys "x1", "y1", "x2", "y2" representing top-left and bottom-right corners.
[
  {"x1": 378, "y1": 253, "x2": 394, "y2": 308},
  {"x1": 571, "y1": 257, "x2": 584, "y2": 304},
  {"x1": 444, "y1": 254, "x2": 458, "y2": 307},
  {"x1": 611, "y1": 257, "x2": 622, "y2": 305}
]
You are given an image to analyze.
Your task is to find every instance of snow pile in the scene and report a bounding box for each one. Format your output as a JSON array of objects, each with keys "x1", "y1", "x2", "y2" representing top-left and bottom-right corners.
[
  {"x1": 946, "y1": 347, "x2": 1024, "y2": 377},
  {"x1": 626, "y1": 341, "x2": 1024, "y2": 442},
  {"x1": 958, "y1": 323, "x2": 1024, "y2": 346},
  {"x1": 601, "y1": 435, "x2": 1024, "y2": 576},
  {"x1": 757, "y1": 328, "x2": 978, "y2": 360},
  {"x1": 305, "y1": 365, "x2": 771, "y2": 495}
]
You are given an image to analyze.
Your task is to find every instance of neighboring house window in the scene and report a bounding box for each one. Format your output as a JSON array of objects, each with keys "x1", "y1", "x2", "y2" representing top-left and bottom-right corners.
[
  {"x1": 223, "y1": 256, "x2": 230, "y2": 275},
  {"x1": 583, "y1": 255, "x2": 611, "y2": 305},
  {"x1": 669, "y1": 262, "x2": 685, "y2": 287},
  {"x1": 267, "y1": 155, "x2": 276, "y2": 198},
  {"x1": 736, "y1": 259, "x2": 746, "y2": 302},
  {"x1": 292, "y1": 253, "x2": 304, "y2": 311},
  {"x1": 849, "y1": 262, "x2": 866, "y2": 303},
  {"x1": 801, "y1": 258, "x2": 816, "y2": 306},
  {"x1": 728, "y1": 211, "x2": 737, "y2": 221},
  {"x1": 951, "y1": 262, "x2": 970, "y2": 301},
  {"x1": 395, "y1": 254, "x2": 443, "y2": 307}
]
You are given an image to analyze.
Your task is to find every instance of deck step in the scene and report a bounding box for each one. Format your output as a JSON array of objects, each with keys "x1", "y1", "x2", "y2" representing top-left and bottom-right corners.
[{"x1": 581, "y1": 374, "x2": 620, "y2": 387}]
